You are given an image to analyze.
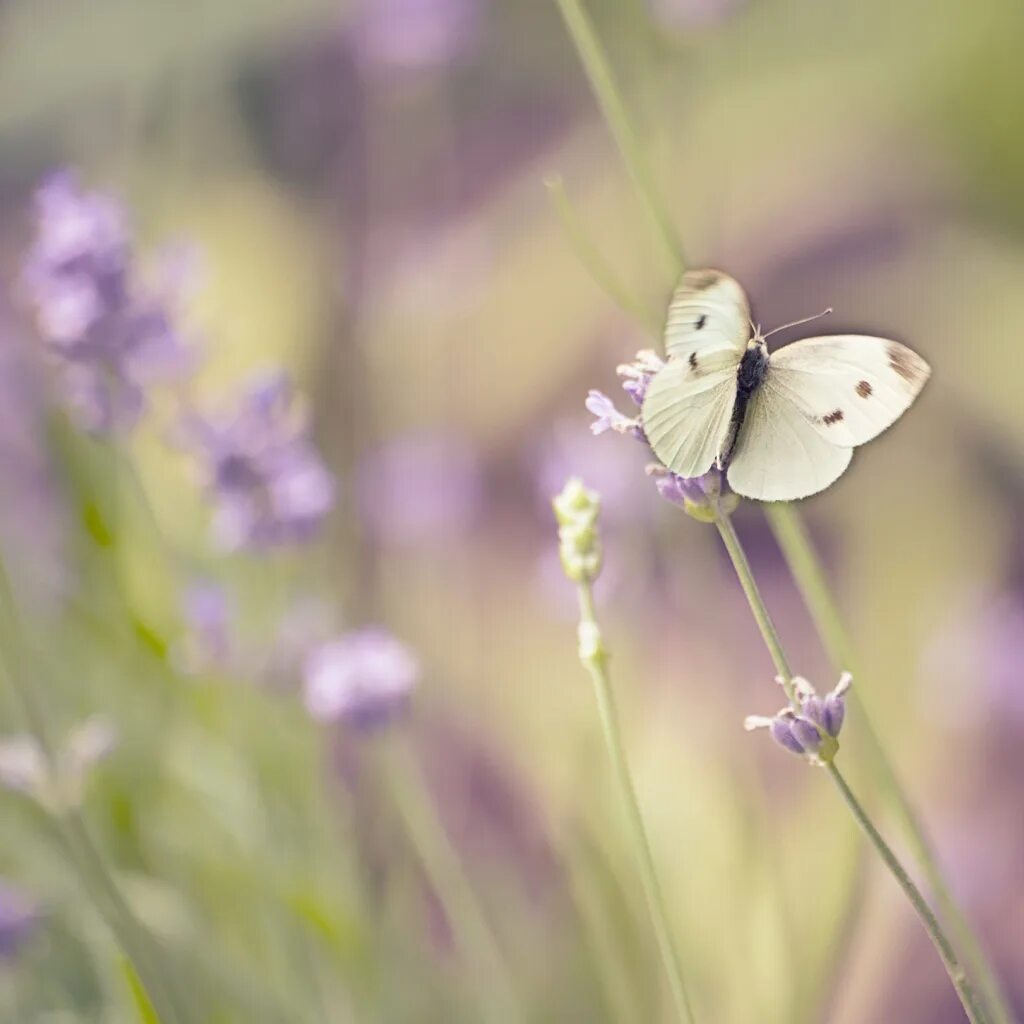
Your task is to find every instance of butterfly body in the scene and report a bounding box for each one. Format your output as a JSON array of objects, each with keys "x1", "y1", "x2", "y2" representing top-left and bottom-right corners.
[{"x1": 641, "y1": 269, "x2": 930, "y2": 502}]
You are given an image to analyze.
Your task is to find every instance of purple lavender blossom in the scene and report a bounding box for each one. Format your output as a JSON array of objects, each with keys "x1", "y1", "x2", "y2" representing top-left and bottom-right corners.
[
  {"x1": 585, "y1": 390, "x2": 638, "y2": 437},
  {"x1": 185, "y1": 371, "x2": 335, "y2": 551},
  {"x1": 745, "y1": 673, "x2": 852, "y2": 762},
  {"x1": 348, "y1": 0, "x2": 483, "y2": 72},
  {"x1": 303, "y1": 628, "x2": 419, "y2": 731},
  {"x1": 21, "y1": 172, "x2": 192, "y2": 433},
  {"x1": 357, "y1": 431, "x2": 483, "y2": 545},
  {"x1": 586, "y1": 350, "x2": 738, "y2": 517},
  {"x1": 0, "y1": 881, "x2": 39, "y2": 960}
]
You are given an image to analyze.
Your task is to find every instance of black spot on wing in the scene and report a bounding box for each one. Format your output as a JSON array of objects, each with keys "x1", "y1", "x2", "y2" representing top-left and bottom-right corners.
[
  {"x1": 688, "y1": 352, "x2": 699, "y2": 370},
  {"x1": 695, "y1": 314, "x2": 707, "y2": 330},
  {"x1": 823, "y1": 409, "x2": 844, "y2": 426},
  {"x1": 856, "y1": 380, "x2": 872, "y2": 398}
]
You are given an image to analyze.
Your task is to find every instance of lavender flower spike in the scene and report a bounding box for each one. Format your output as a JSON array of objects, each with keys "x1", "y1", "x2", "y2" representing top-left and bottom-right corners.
[
  {"x1": 303, "y1": 628, "x2": 419, "y2": 732},
  {"x1": 186, "y1": 371, "x2": 336, "y2": 551},
  {"x1": 745, "y1": 672, "x2": 853, "y2": 764},
  {"x1": 22, "y1": 171, "x2": 192, "y2": 433}
]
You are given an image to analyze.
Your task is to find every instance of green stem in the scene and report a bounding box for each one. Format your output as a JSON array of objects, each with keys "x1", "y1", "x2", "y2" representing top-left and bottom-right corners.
[
  {"x1": 764, "y1": 501, "x2": 1013, "y2": 1024},
  {"x1": 379, "y1": 736, "x2": 522, "y2": 1024},
  {"x1": 576, "y1": 581, "x2": 697, "y2": 1024},
  {"x1": 827, "y1": 764, "x2": 989, "y2": 1024},
  {"x1": 712, "y1": 507, "x2": 988, "y2": 1024},
  {"x1": 553, "y1": 0, "x2": 685, "y2": 279},
  {"x1": 0, "y1": 557, "x2": 185, "y2": 1024}
]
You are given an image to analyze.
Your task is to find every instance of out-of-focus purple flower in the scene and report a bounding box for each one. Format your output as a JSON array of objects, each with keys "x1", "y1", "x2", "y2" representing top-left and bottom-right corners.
[
  {"x1": 303, "y1": 628, "x2": 419, "y2": 731},
  {"x1": 585, "y1": 390, "x2": 639, "y2": 437},
  {"x1": 0, "y1": 881, "x2": 39, "y2": 960},
  {"x1": 348, "y1": 0, "x2": 483, "y2": 72},
  {"x1": 21, "y1": 171, "x2": 193, "y2": 433},
  {"x1": 745, "y1": 673, "x2": 852, "y2": 763},
  {"x1": 185, "y1": 371, "x2": 336, "y2": 552},
  {"x1": 176, "y1": 582, "x2": 232, "y2": 673},
  {"x1": 357, "y1": 431, "x2": 483, "y2": 545}
]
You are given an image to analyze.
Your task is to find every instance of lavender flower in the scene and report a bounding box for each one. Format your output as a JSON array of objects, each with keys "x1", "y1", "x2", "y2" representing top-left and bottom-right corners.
[
  {"x1": 587, "y1": 350, "x2": 737, "y2": 519},
  {"x1": 303, "y1": 628, "x2": 419, "y2": 731},
  {"x1": 21, "y1": 171, "x2": 192, "y2": 433},
  {"x1": 0, "y1": 881, "x2": 39, "y2": 960},
  {"x1": 745, "y1": 673, "x2": 852, "y2": 763},
  {"x1": 585, "y1": 390, "x2": 640, "y2": 437},
  {"x1": 185, "y1": 371, "x2": 335, "y2": 551}
]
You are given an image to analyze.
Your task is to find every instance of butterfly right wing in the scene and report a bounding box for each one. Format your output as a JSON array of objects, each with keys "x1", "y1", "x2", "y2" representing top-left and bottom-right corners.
[
  {"x1": 726, "y1": 369, "x2": 853, "y2": 502},
  {"x1": 664, "y1": 269, "x2": 752, "y2": 363},
  {"x1": 642, "y1": 352, "x2": 740, "y2": 479}
]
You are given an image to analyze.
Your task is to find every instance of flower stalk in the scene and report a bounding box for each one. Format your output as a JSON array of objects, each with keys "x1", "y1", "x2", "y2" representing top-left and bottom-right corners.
[
  {"x1": 712, "y1": 506, "x2": 988, "y2": 1024},
  {"x1": 555, "y1": 479, "x2": 697, "y2": 1024},
  {"x1": 763, "y1": 502, "x2": 1013, "y2": 1024}
]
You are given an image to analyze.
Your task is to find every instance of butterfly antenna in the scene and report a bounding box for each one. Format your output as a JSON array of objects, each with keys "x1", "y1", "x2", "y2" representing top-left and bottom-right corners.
[{"x1": 763, "y1": 307, "x2": 833, "y2": 339}]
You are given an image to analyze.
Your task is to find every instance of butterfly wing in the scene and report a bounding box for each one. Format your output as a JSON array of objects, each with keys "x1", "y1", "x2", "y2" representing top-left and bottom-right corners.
[
  {"x1": 641, "y1": 268, "x2": 749, "y2": 478},
  {"x1": 664, "y1": 269, "x2": 751, "y2": 363},
  {"x1": 765, "y1": 336, "x2": 930, "y2": 447},
  {"x1": 726, "y1": 373, "x2": 853, "y2": 502},
  {"x1": 642, "y1": 352, "x2": 739, "y2": 479}
]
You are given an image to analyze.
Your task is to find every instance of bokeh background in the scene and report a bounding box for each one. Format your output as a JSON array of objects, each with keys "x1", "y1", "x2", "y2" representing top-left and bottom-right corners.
[{"x1": 0, "y1": 0, "x2": 1022, "y2": 1021}]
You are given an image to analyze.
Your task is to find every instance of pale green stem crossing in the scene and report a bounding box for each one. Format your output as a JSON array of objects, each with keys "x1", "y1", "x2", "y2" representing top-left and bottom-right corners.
[{"x1": 575, "y1": 581, "x2": 697, "y2": 1024}]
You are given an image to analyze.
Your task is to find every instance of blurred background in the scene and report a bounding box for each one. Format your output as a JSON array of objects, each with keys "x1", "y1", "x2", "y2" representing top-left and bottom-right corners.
[{"x1": 0, "y1": 0, "x2": 1022, "y2": 1021}]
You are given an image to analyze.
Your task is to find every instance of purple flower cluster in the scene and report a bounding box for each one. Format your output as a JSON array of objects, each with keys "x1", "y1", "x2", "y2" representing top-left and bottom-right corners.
[
  {"x1": 303, "y1": 628, "x2": 419, "y2": 731},
  {"x1": 0, "y1": 881, "x2": 39, "y2": 960},
  {"x1": 745, "y1": 673, "x2": 852, "y2": 763},
  {"x1": 185, "y1": 372, "x2": 335, "y2": 551},
  {"x1": 586, "y1": 348, "x2": 733, "y2": 517},
  {"x1": 22, "y1": 172, "x2": 191, "y2": 433}
]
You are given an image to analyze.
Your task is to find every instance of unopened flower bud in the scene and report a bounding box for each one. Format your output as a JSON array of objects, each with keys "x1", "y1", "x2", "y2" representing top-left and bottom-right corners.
[{"x1": 553, "y1": 478, "x2": 603, "y2": 584}]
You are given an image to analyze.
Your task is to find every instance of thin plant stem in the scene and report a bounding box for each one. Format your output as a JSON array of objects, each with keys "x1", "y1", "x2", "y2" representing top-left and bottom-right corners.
[
  {"x1": 545, "y1": 175, "x2": 664, "y2": 333},
  {"x1": 377, "y1": 735, "x2": 522, "y2": 1024},
  {"x1": 711, "y1": 507, "x2": 988, "y2": 1024},
  {"x1": 763, "y1": 502, "x2": 1013, "y2": 1024},
  {"x1": 575, "y1": 581, "x2": 697, "y2": 1024},
  {"x1": 0, "y1": 557, "x2": 186, "y2": 1024},
  {"x1": 827, "y1": 764, "x2": 990, "y2": 1024},
  {"x1": 553, "y1": 0, "x2": 685, "y2": 279}
]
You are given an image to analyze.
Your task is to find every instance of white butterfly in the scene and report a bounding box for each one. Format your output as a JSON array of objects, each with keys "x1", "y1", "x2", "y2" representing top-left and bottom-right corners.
[{"x1": 641, "y1": 269, "x2": 930, "y2": 502}]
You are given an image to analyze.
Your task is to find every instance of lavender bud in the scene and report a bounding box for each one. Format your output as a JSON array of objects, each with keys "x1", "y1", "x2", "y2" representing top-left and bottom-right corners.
[
  {"x1": 790, "y1": 716, "x2": 824, "y2": 755},
  {"x1": 769, "y1": 717, "x2": 807, "y2": 755},
  {"x1": 553, "y1": 478, "x2": 603, "y2": 584}
]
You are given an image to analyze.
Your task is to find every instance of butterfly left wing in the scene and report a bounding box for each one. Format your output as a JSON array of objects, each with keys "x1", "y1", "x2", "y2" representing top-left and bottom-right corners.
[
  {"x1": 642, "y1": 351, "x2": 740, "y2": 479},
  {"x1": 726, "y1": 371, "x2": 854, "y2": 502},
  {"x1": 764, "y1": 335, "x2": 930, "y2": 448}
]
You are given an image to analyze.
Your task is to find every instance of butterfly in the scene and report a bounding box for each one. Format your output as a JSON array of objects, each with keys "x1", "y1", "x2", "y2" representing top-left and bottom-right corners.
[{"x1": 641, "y1": 269, "x2": 931, "y2": 502}]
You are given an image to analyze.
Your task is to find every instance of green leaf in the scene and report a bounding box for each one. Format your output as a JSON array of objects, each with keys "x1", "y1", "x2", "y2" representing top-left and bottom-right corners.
[{"x1": 120, "y1": 956, "x2": 162, "y2": 1024}]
